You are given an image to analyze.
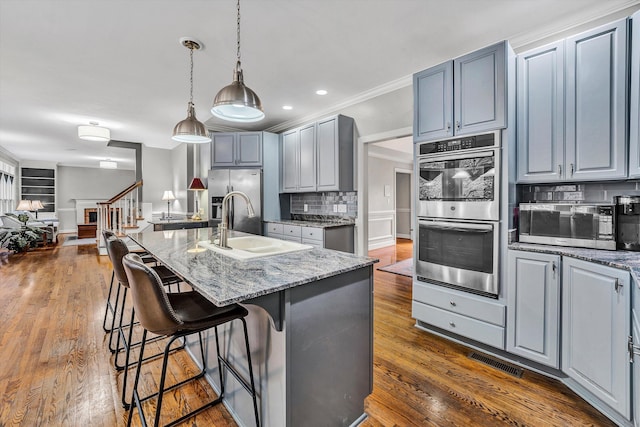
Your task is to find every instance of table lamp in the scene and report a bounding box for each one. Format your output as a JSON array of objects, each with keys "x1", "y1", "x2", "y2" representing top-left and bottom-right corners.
[
  {"x1": 162, "y1": 190, "x2": 176, "y2": 219},
  {"x1": 31, "y1": 200, "x2": 44, "y2": 218},
  {"x1": 188, "y1": 177, "x2": 205, "y2": 220}
]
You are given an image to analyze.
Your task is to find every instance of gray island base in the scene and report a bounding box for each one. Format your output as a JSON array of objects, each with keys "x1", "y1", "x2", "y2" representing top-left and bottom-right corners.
[{"x1": 128, "y1": 228, "x2": 377, "y2": 427}]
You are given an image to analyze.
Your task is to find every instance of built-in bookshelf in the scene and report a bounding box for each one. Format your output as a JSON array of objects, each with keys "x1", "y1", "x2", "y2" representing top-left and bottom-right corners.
[{"x1": 21, "y1": 167, "x2": 55, "y2": 212}]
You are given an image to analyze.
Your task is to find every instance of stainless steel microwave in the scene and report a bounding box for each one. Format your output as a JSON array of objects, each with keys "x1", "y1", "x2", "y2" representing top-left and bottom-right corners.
[{"x1": 518, "y1": 203, "x2": 616, "y2": 250}]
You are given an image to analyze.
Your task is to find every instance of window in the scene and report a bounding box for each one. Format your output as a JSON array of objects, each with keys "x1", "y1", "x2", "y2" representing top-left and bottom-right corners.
[{"x1": 0, "y1": 161, "x2": 16, "y2": 215}]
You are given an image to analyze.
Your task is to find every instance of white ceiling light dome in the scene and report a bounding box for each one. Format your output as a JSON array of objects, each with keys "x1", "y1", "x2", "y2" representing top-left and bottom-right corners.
[{"x1": 78, "y1": 122, "x2": 110, "y2": 142}]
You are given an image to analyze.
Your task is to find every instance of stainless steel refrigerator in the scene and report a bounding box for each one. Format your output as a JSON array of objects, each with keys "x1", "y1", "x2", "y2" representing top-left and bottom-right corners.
[{"x1": 207, "y1": 169, "x2": 262, "y2": 235}]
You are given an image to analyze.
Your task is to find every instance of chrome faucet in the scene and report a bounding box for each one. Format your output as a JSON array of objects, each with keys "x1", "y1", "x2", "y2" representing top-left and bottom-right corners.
[{"x1": 215, "y1": 191, "x2": 255, "y2": 249}]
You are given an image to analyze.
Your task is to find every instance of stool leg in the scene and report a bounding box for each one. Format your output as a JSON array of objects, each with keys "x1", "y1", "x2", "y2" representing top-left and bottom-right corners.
[
  {"x1": 107, "y1": 282, "x2": 123, "y2": 353},
  {"x1": 127, "y1": 329, "x2": 148, "y2": 427},
  {"x1": 241, "y1": 318, "x2": 260, "y2": 427},
  {"x1": 120, "y1": 307, "x2": 137, "y2": 409},
  {"x1": 213, "y1": 326, "x2": 226, "y2": 398},
  {"x1": 102, "y1": 270, "x2": 116, "y2": 333},
  {"x1": 154, "y1": 335, "x2": 181, "y2": 427}
]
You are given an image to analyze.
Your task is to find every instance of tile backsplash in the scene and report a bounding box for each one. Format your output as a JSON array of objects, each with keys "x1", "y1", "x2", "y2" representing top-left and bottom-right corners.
[
  {"x1": 518, "y1": 181, "x2": 640, "y2": 204},
  {"x1": 290, "y1": 191, "x2": 357, "y2": 218}
]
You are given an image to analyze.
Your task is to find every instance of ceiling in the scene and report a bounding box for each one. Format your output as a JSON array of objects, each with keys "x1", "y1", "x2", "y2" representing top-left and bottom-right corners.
[{"x1": 1, "y1": 0, "x2": 639, "y2": 170}]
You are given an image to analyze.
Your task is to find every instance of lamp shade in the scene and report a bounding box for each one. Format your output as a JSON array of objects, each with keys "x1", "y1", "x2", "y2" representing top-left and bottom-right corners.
[
  {"x1": 78, "y1": 124, "x2": 111, "y2": 142},
  {"x1": 16, "y1": 200, "x2": 33, "y2": 211},
  {"x1": 162, "y1": 190, "x2": 176, "y2": 201},
  {"x1": 211, "y1": 67, "x2": 265, "y2": 123},
  {"x1": 188, "y1": 177, "x2": 206, "y2": 191},
  {"x1": 31, "y1": 200, "x2": 45, "y2": 210}
]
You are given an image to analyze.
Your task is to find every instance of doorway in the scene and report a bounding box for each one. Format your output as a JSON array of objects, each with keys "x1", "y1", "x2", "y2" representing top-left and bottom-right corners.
[{"x1": 395, "y1": 168, "x2": 412, "y2": 240}]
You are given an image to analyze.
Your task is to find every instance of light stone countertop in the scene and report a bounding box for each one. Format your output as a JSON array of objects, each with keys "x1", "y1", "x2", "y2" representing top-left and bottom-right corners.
[
  {"x1": 128, "y1": 228, "x2": 377, "y2": 306},
  {"x1": 509, "y1": 242, "x2": 640, "y2": 285}
]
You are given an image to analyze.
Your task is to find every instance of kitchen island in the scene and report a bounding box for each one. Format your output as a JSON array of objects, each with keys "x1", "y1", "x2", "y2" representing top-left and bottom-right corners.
[{"x1": 128, "y1": 228, "x2": 377, "y2": 427}]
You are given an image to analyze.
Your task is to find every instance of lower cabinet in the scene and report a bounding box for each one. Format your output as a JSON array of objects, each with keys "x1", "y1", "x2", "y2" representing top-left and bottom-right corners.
[
  {"x1": 412, "y1": 281, "x2": 506, "y2": 349},
  {"x1": 562, "y1": 257, "x2": 630, "y2": 420},
  {"x1": 264, "y1": 222, "x2": 355, "y2": 253},
  {"x1": 507, "y1": 250, "x2": 560, "y2": 368}
]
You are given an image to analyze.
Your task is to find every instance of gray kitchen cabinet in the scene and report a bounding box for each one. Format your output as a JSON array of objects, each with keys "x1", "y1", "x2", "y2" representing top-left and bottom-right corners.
[
  {"x1": 316, "y1": 115, "x2": 354, "y2": 192},
  {"x1": 280, "y1": 124, "x2": 316, "y2": 193},
  {"x1": 507, "y1": 250, "x2": 560, "y2": 368},
  {"x1": 281, "y1": 115, "x2": 354, "y2": 193},
  {"x1": 565, "y1": 18, "x2": 628, "y2": 181},
  {"x1": 562, "y1": 257, "x2": 630, "y2": 419},
  {"x1": 516, "y1": 41, "x2": 565, "y2": 183},
  {"x1": 264, "y1": 222, "x2": 355, "y2": 253},
  {"x1": 633, "y1": 275, "x2": 640, "y2": 427},
  {"x1": 412, "y1": 280, "x2": 506, "y2": 349},
  {"x1": 413, "y1": 41, "x2": 508, "y2": 143},
  {"x1": 211, "y1": 132, "x2": 263, "y2": 168},
  {"x1": 629, "y1": 11, "x2": 640, "y2": 178}
]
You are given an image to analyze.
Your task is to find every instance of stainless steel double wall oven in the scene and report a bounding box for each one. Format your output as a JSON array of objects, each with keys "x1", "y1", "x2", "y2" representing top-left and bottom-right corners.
[{"x1": 416, "y1": 131, "x2": 501, "y2": 298}]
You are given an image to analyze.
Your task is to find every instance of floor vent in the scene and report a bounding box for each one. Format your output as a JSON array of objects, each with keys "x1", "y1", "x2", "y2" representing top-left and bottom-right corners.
[{"x1": 468, "y1": 352, "x2": 524, "y2": 378}]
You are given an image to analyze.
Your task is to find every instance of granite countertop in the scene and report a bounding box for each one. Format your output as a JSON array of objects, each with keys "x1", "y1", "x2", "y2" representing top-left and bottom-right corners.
[
  {"x1": 509, "y1": 242, "x2": 640, "y2": 284},
  {"x1": 128, "y1": 228, "x2": 377, "y2": 306},
  {"x1": 266, "y1": 218, "x2": 356, "y2": 229}
]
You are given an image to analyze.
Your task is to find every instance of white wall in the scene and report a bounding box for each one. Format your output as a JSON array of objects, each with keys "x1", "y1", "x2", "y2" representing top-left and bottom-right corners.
[
  {"x1": 141, "y1": 145, "x2": 174, "y2": 216},
  {"x1": 171, "y1": 143, "x2": 188, "y2": 216},
  {"x1": 367, "y1": 147, "x2": 412, "y2": 250}
]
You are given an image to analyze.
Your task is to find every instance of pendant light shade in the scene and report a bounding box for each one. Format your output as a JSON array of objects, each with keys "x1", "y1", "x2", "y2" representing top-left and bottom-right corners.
[
  {"x1": 172, "y1": 38, "x2": 211, "y2": 143},
  {"x1": 211, "y1": 0, "x2": 264, "y2": 123}
]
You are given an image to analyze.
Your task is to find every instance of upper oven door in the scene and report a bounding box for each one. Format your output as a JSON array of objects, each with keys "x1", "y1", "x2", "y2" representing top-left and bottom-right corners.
[{"x1": 417, "y1": 148, "x2": 500, "y2": 220}]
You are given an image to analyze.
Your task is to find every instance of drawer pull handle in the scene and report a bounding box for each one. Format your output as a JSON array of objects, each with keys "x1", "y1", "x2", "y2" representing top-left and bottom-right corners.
[
  {"x1": 449, "y1": 301, "x2": 456, "y2": 307},
  {"x1": 449, "y1": 322, "x2": 456, "y2": 328}
]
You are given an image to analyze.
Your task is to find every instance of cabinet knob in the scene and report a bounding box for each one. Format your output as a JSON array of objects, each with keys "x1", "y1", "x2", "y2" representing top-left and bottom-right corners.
[
  {"x1": 558, "y1": 164, "x2": 562, "y2": 177},
  {"x1": 449, "y1": 322, "x2": 456, "y2": 328},
  {"x1": 449, "y1": 301, "x2": 456, "y2": 307},
  {"x1": 455, "y1": 121, "x2": 461, "y2": 130}
]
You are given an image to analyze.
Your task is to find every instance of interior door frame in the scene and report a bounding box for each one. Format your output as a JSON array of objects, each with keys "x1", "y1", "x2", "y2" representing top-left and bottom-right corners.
[{"x1": 394, "y1": 167, "x2": 413, "y2": 240}]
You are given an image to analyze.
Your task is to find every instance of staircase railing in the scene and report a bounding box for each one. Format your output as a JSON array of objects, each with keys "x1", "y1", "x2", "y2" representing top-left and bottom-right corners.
[{"x1": 97, "y1": 180, "x2": 143, "y2": 241}]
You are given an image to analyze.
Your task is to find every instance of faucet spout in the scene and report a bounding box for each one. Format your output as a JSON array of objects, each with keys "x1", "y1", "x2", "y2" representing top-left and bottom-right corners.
[{"x1": 215, "y1": 190, "x2": 255, "y2": 249}]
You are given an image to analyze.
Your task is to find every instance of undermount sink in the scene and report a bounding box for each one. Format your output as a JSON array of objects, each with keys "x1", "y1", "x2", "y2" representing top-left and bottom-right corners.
[{"x1": 198, "y1": 235, "x2": 313, "y2": 260}]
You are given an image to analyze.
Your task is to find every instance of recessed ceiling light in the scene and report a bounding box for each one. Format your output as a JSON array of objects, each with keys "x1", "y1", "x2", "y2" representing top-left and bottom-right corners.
[
  {"x1": 282, "y1": 105, "x2": 293, "y2": 110},
  {"x1": 100, "y1": 160, "x2": 117, "y2": 169},
  {"x1": 316, "y1": 89, "x2": 328, "y2": 96}
]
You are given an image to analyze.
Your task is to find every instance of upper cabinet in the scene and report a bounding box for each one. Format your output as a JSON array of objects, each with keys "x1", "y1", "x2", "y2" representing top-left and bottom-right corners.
[
  {"x1": 413, "y1": 41, "x2": 508, "y2": 143},
  {"x1": 517, "y1": 18, "x2": 629, "y2": 183},
  {"x1": 281, "y1": 115, "x2": 354, "y2": 193},
  {"x1": 211, "y1": 132, "x2": 263, "y2": 168},
  {"x1": 629, "y1": 11, "x2": 640, "y2": 178}
]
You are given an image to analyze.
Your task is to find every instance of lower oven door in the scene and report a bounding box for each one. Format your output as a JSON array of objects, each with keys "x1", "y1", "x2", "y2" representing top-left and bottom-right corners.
[{"x1": 416, "y1": 218, "x2": 499, "y2": 297}]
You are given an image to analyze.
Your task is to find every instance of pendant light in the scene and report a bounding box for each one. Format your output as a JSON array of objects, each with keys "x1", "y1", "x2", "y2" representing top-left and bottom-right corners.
[
  {"x1": 211, "y1": 0, "x2": 264, "y2": 123},
  {"x1": 172, "y1": 38, "x2": 211, "y2": 143}
]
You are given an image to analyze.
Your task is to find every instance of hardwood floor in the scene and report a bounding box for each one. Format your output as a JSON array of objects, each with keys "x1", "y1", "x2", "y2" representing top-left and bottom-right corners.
[{"x1": 0, "y1": 236, "x2": 615, "y2": 426}]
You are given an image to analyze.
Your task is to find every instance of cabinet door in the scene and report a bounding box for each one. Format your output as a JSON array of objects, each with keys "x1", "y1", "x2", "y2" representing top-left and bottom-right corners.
[
  {"x1": 516, "y1": 41, "x2": 565, "y2": 183},
  {"x1": 282, "y1": 129, "x2": 299, "y2": 192},
  {"x1": 413, "y1": 61, "x2": 453, "y2": 142},
  {"x1": 629, "y1": 11, "x2": 640, "y2": 178},
  {"x1": 236, "y1": 133, "x2": 262, "y2": 166},
  {"x1": 507, "y1": 251, "x2": 560, "y2": 368},
  {"x1": 562, "y1": 257, "x2": 630, "y2": 419},
  {"x1": 316, "y1": 117, "x2": 338, "y2": 191},
  {"x1": 565, "y1": 18, "x2": 628, "y2": 181},
  {"x1": 454, "y1": 41, "x2": 506, "y2": 135},
  {"x1": 633, "y1": 306, "x2": 640, "y2": 427},
  {"x1": 211, "y1": 133, "x2": 236, "y2": 167},
  {"x1": 298, "y1": 124, "x2": 316, "y2": 192}
]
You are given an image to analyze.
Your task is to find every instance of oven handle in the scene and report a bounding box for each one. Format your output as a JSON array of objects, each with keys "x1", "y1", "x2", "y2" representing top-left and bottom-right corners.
[
  {"x1": 418, "y1": 220, "x2": 493, "y2": 233},
  {"x1": 419, "y1": 150, "x2": 496, "y2": 163}
]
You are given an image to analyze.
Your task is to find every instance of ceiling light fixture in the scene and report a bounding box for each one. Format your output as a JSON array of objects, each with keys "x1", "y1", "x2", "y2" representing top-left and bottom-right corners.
[
  {"x1": 172, "y1": 38, "x2": 211, "y2": 143},
  {"x1": 78, "y1": 122, "x2": 111, "y2": 142},
  {"x1": 282, "y1": 105, "x2": 293, "y2": 110},
  {"x1": 211, "y1": 0, "x2": 264, "y2": 123},
  {"x1": 100, "y1": 160, "x2": 117, "y2": 169},
  {"x1": 316, "y1": 89, "x2": 328, "y2": 95}
]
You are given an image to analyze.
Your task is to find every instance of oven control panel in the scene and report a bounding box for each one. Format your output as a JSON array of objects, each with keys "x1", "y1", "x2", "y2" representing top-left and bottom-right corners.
[{"x1": 420, "y1": 133, "x2": 496, "y2": 155}]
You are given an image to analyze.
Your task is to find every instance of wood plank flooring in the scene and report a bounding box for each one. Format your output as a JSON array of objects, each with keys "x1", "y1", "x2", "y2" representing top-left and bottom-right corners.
[{"x1": 0, "y1": 236, "x2": 616, "y2": 426}]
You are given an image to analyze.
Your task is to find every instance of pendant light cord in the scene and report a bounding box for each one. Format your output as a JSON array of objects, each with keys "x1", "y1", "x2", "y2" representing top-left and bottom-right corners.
[
  {"x1": 236, "y1": 0, "x2": 241, "y2": 68},
  {"x1": 189, "y1": 46, "x2": 194, "y2": 106}
]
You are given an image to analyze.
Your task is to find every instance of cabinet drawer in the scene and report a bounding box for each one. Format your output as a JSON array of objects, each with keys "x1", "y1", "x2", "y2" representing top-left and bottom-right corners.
[
  {"x1": 301, "y1": 227, "x2": 323, "y2": 242},
  {"x1": 303, "y1": 240, "x2": 323, "y2": 249},
  {"x1": 412, "y1": 301, "x2": 505, "y2": 349},
  {"x1": 265, "y1": 222, "x2": 284, "y2": 234},
  {"x1": 282, "y1": 235, "x2": 302, "y2": 243},
  {"x1": 413, "y1": 282, "x2": 505, "y2": 326},
  {"x1": 283, "y1": 224, "x2": 302, "y2": 238}
]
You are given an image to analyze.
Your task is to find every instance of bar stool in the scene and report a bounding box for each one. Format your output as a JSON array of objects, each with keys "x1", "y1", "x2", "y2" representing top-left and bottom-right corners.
[
  {"x1": 101, "y1": 229, "x2": 155, "y2": 337},
  {"x1": 106, "y1": 237, "x2": 183, "y2": 409},
  {"x1": 122, "y1": 253, "x2": 260, "y2": 427}
]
